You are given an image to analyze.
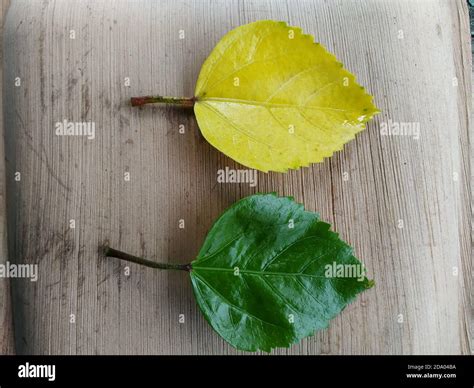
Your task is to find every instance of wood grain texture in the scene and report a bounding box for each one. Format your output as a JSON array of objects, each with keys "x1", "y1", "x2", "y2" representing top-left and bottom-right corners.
[
  {"x1": 2, "y1": 0, "x2": 471, "y2": 355},
  {"x1": 470, "y1": 3, "x2": 474, "y2": 356},
  {"x1": 0, "y1": 0, "x2": 14, "y2": 355}
]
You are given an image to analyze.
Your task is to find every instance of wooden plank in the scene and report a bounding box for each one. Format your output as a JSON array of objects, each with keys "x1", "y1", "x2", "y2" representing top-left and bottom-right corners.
[
  {"x1": 0, "y1": 0, "x2": 14, "y2": 355},
  {"x1": 455, "y1": 0, "x2": 473, "y2": 355},
  {"x1": 3, "y1": 0, "x2": 471, "y2": 354}
]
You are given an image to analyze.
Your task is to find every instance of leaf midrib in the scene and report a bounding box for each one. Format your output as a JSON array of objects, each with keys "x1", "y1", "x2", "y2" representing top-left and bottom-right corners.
[
  {"x1": 199, "y1": 97, "x2": 354, "y2": 113},
  {"x1": 192, "y1": 266, "x2": 358, "y2": 281}
]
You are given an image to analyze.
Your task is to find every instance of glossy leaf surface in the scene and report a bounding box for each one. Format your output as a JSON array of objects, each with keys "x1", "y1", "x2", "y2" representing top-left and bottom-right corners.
[{"x1": 190, "y1": 193, "x2": 373, "y2": 352}]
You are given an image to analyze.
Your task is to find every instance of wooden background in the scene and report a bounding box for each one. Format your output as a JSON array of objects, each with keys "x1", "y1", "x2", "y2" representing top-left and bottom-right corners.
[
  {"x1": 1, "y1": 0, "x2": 471, "y2": 354},
  {"x1": 0, "y1": 0, "x2": 13, "y2": 355}
]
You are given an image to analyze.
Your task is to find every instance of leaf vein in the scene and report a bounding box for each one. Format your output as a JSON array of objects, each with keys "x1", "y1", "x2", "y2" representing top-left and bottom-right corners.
[
  {"x1": 192, "y1": 272, "x2": 286, "y2": 330},
  {"x1": 200, "y1": 97, "x2": 358, "y2": 113},
  {"x1": 193, "y1": 266, "x2": 359, "y2": 282}
]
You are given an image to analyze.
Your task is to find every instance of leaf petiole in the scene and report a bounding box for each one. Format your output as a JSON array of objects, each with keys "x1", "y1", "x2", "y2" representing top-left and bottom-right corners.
[
  {"x1": 103, "y1": 246, "x2": 191, "y2": 272},
  {"x1": 130, "y1": 95, "x2": 196, "y2": 107}
]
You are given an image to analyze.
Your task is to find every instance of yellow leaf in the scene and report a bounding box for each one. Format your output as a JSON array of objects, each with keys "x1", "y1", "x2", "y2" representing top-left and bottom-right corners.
[{"x1": 194, "y1": 20, "x2": 379, "y2": 172}]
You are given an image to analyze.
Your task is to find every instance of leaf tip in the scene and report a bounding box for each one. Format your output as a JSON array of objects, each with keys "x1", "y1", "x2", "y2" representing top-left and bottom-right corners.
[{"x1": 366, "y1": 279, "x2": 376, "y2": 289}]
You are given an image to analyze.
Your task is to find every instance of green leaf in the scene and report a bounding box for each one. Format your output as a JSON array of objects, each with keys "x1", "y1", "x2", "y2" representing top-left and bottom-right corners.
[
  {"x1": 190, "y1": 193, "x2": 373, "y2": 352},
  {"x1": 194, "y1": 20, "x2": 379, "y2": 172}
]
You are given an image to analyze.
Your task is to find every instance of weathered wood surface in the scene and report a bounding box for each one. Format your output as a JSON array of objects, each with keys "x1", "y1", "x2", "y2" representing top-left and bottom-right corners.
[
  {"x1": 0, "y1": 0, "x2": 14, "y2": 355},
  {"x1": 2, "y1": 0, "x2": 471, "y2": 354}
]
